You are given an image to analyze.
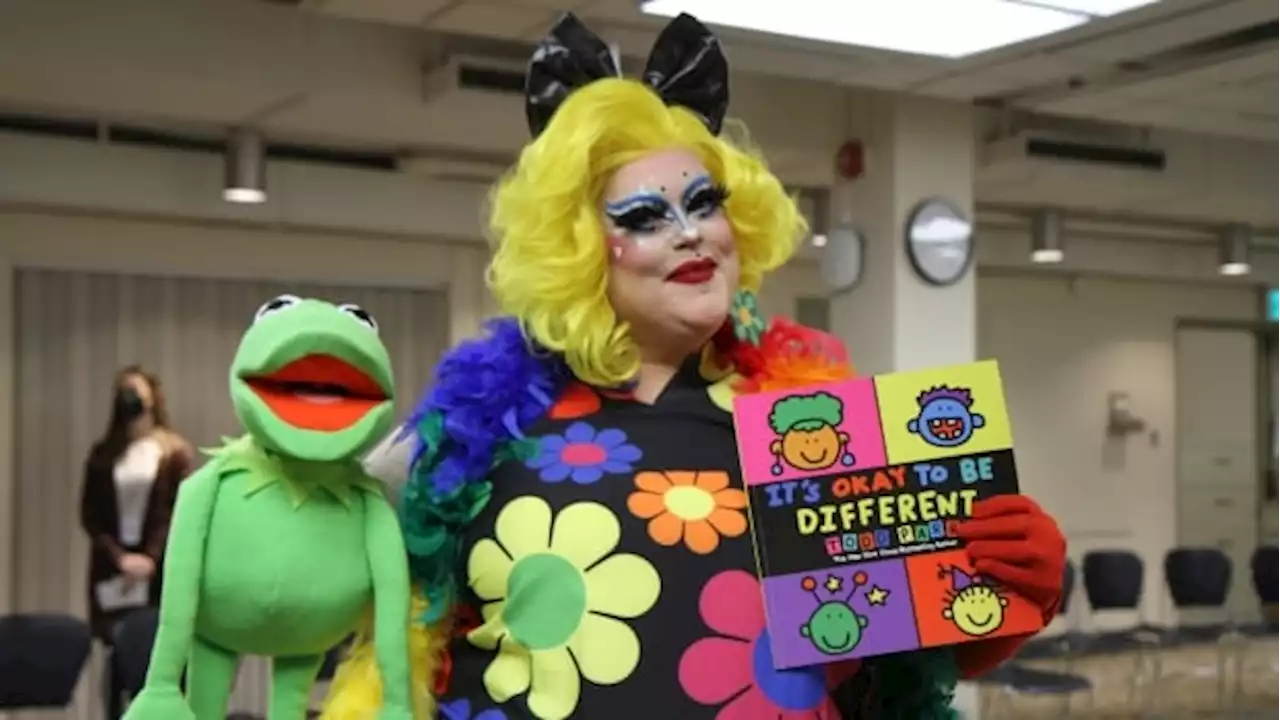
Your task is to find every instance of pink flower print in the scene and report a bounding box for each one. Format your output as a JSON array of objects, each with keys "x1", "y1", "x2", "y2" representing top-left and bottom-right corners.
[{"x1": 678, "y1": 570, "x2": 838, "y2": 719}]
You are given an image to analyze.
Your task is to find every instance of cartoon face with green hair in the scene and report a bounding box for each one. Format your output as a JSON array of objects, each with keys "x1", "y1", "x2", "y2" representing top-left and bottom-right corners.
[{"x1": 767, "y1": 391, "x2": 854, "y2": 475}]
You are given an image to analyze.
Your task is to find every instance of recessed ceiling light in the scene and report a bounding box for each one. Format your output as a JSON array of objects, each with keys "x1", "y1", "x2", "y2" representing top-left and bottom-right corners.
[
  {"x1": 639, "y1": 0, "x2": 1115, "y2": 57},
  {"x1": 811, "y1": 234, "x2": 828, "y2": 248}
]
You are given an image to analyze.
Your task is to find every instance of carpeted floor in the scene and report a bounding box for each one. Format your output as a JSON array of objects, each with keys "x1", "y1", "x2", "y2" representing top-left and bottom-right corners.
[{"x1": 976, "y1": 635, "x2": 1278, "y2": 719}]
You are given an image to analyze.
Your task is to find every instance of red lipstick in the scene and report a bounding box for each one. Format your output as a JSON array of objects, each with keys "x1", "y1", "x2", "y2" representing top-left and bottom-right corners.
[{"x1": 666, "y1": 257, "x2": 718, "y2": 284}]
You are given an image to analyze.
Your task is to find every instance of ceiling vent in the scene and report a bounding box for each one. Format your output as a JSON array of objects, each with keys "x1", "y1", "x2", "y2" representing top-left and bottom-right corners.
[
  {"x1": 984, "y1": 130, "x2": 1166, "y2": 174},
  {"x1": 424, "y1": 55, "x2": 527, "y2": 103}
]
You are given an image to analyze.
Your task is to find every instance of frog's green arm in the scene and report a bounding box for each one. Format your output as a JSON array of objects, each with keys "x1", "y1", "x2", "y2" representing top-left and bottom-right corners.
[
  {"x1": 363, "y1": 486, "x2": 413, "y2": 711},
  {"x1": 141, "y1": 462, "x2": 221, "y2": 688}
]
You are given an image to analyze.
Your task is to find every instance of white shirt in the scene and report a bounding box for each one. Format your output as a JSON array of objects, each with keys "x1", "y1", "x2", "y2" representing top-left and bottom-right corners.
[{"x1": 113, "y1": 437, "x2": 163, "y2": 547}]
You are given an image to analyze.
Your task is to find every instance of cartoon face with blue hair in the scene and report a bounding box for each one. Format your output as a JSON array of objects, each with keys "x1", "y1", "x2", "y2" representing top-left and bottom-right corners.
[{"x1": 907, "y1": 386, "x2": 984, "y2": 448}]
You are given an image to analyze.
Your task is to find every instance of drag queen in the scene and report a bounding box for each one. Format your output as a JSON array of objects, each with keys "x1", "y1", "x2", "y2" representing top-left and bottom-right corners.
[{"x1": 325, "y1": 11, "x2": 1067, "y2": 719}]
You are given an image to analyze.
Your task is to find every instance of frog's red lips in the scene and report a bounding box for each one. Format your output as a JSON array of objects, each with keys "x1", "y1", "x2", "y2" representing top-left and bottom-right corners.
[{"x1": 242, "y1": 354, "x2": 388, "y2": 432}]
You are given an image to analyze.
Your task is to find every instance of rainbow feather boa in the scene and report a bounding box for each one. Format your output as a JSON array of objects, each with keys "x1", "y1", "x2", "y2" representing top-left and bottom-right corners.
[{"x1": 322, "y1": 315, "x2": 958, "y2": 719}]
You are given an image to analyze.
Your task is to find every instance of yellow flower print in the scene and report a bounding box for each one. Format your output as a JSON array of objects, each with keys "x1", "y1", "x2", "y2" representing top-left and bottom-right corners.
[
  {"x1": 466, "y1": 496, "x2": 662, "y2": 720},
  {"x1": 706, "y1": 372, "x2": 743, "y2": 413}
]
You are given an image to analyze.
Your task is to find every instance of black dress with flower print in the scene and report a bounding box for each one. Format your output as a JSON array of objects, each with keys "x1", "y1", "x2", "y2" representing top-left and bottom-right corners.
[{"x1": 437, "y1": 356, "x2": 843, "y2": 720}]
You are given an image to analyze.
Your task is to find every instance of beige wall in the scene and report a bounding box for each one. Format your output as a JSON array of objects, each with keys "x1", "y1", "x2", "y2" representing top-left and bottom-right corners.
[{"x1": 978, "y1": 273, "x2": 1264, "y2": 626}]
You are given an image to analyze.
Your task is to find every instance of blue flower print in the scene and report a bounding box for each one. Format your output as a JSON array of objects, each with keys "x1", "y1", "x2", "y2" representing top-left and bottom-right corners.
[
  {"x1": 440, "y1": 698, "x2": 508, "y2": 720},
  {"x1": 525, "y1": 420, "x2": 643, "y2": 485}
]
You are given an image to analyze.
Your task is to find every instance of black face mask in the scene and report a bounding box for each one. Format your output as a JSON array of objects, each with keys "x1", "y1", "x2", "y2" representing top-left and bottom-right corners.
[{"x1": 114, "y1": 387, "x2": 146, "y2": 422}]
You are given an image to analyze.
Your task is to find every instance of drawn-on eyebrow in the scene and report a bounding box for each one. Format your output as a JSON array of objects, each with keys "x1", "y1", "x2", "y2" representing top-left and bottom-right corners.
[
  {"x1": 604, "y1": 191, "x2": 670, "y2": 216},
  {"x1": 680, "y1": 175, "x2": 714, "y2": 206}
]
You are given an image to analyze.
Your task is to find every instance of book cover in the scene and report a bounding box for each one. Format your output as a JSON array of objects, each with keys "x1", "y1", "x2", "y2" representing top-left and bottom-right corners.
[{"x1": 732, "y1": 359, "x2": 1044, "y2": 670}]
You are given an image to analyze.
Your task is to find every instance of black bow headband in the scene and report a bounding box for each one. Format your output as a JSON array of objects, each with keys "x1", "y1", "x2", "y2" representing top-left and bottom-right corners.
[{"x1": 525, "y1": 12, "x2": 730, "y2": 138}]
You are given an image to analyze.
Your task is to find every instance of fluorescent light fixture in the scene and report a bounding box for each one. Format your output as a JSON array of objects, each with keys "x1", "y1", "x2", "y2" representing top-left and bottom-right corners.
[
  {"x1": 640, "y1": 0, "x2": 1103, "y2": 57},
  {"x1": 1030, "y1": 209, "x2": 1065, "y2": 264},
  {"x1": 1217, "y1": 224, "x2": 1252, "y2": 276},
  {"x1": 224, "y1": 128, "x2": 267, "y2": 204}
]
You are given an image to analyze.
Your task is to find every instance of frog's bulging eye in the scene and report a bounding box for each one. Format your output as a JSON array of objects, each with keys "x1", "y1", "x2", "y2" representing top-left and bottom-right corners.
[
  {"x1": 254, "y1": 294, "x2": 302, "y2": 322},
  {"x1": 338, "y1": 303, "x2": 378, "y2": 333}
]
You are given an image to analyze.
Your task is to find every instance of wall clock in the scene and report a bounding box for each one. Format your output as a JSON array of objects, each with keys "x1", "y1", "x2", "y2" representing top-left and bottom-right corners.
[
  {"x1": 904, "y1": 197, "x2": 975, "y2": 287},
  {"x1": 820, "y1": 222, "x2": 865, "y2": 295}
]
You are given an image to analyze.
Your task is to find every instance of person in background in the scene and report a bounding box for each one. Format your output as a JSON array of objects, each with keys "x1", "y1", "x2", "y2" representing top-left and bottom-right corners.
[{"x1": 79, "y1": 364, "x2": 194, "y2": 641}]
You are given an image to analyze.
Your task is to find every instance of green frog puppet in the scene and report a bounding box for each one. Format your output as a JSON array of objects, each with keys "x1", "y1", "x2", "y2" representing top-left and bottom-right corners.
[{"x1": 123, "y1": 295, "x2": 412, "y2": 720}]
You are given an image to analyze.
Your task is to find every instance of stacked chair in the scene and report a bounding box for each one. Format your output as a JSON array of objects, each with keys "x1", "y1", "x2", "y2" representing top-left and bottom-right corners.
[
  {"x1": 0, "y1": 613, "x2": 93, "y2": 710},
  {"x1": 974, "y1": 561, "x2": 1093, "y2": 718},
  {"x1": 1231, "y1": 545, "x2": 1279, "y2": 710},
  {"x1": 1144, "y1": 547, "x2": 1236, "y2": 714},
  {"x1": 1079, "y1": 549, "x2": 1163, "y2": 710}
]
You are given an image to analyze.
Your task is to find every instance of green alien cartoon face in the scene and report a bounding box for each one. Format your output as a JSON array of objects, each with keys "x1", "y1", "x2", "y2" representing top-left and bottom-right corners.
[
  {"x1": 798, "y1": 572, "x2": 873, "y2": 656},
  {"x1": 800, "y1": 600, "x2": 869, "y2": 655}
]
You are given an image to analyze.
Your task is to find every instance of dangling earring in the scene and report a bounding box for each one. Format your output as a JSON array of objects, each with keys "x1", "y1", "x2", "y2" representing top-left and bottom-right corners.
[{"x1": 730, "y1": 289, "x2": 766, "y2": 346}]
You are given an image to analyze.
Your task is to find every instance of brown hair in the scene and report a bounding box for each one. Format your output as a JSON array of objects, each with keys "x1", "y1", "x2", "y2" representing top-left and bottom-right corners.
[{"x1": 88, "y1": 364, "x2": 174, "y2": 467}]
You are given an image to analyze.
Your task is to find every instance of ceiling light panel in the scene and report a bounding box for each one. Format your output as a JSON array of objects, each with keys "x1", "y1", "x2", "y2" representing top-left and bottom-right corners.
[{"x1": 641, "y1": 0, "x2": 1157, "y2": 57}]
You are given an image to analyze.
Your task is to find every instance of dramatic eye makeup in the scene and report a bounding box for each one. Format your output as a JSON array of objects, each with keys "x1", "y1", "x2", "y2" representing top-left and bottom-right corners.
[
  {"x1": 604, "y1": 173, "x2": 729, "y2": 239},
  {"x1": 605, "y1": 193, "x2": 670, "y2": 234},
  {"x1": 683, "y1": 175, "x2": 730, "y2": 219}
]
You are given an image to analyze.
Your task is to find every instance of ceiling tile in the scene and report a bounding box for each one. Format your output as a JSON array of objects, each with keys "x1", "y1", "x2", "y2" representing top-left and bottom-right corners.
[
  {"x1": 317, "y1": 0, "x2": 450, "y2": 25},
  {"x1": 428, "y1": 1, "x2": 550, "y2": 40}
]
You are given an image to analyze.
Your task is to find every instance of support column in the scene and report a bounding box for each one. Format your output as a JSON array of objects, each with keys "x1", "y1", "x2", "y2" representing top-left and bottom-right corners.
[
  {"x1": 828, "y1": 92, "x2": 976, "y2": 375},
  {"x1": 826, "y1": 92, "x2": 983, "y2": 717}
]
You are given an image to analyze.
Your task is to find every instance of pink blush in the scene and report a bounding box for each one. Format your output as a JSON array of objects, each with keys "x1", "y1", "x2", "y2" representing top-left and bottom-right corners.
[
  {"x1": 606, "y1": 235, "x2": 630, "y2": 263},
  {"x1": 607, "y1": 233, "x2": 667, "y2": 272}
]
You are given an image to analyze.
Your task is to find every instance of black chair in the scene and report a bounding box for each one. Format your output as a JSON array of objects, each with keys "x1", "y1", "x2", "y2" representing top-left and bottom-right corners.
[
  {"x1": 1232, "y1": 545, "x2": 1280, "y2": 709},
  {"x1": 974, "y1": 663, "x2": 1093, "y2": 719},
  {"x1": 105, "y1": 606, "x2": 160, "y2": 717},
  {"x1": 1147, "y1": 547, "x2": 1237, "y2": 713},
  {"x1": 1080, "y1": 549, "x2": 1161, "y2": 653},
  {"x1": 1017, "y1": 560, "x2": 1088, "y2": 660},
  {"x1": 1245, "y1": 545, "x2": 1278, "y2": 636},
  {"x1": 1078, "y1": 549, "x2": 1162, "y2": 710},
  {"x1": 0, "y1": 613, "x2": 94, "y2": 709},
  {"x1": 974, "y1": 561, "x2": 1095, "y2": 717},
  {"x1": 1162, "y1": 547, "x2": 1233, "y2": 644}
]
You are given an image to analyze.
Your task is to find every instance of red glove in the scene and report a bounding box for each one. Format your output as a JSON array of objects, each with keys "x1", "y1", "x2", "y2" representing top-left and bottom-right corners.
[
  {"x1": 950, "y1": 496, "x2": 1067, "y2": 677},
  {"x1": 957, "y1": 495, "x2": 1067, "y2": 619}
]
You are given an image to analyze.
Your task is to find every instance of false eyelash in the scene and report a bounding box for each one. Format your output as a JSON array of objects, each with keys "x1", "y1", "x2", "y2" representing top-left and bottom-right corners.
[
  {"x1": 608, "y1": 203, "x2": 668, "y2": 232},
  {"x1": 688, "y1": 183, "x2": 731, "y2": 212}
]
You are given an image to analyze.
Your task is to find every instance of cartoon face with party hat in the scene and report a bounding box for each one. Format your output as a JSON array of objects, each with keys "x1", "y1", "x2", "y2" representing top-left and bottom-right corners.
[{"x1": 940, "y1": 566, "x2": 1008, "y2": 637}]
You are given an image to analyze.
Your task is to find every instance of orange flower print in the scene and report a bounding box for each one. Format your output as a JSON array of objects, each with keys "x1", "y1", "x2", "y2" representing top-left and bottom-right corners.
[{"x1": 627, "y1": 471, "x2": 748, "y2": 555}]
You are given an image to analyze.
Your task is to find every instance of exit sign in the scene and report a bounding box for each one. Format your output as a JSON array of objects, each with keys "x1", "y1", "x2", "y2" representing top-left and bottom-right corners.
[{"x1": 1269, "y1": 288, "x2": 1278, "y2": 322}]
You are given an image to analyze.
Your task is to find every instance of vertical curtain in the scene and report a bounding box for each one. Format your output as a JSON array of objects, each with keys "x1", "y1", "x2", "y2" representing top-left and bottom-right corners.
[{"x1": 12, "y1": 269, "x2": 449, "y2": 719}]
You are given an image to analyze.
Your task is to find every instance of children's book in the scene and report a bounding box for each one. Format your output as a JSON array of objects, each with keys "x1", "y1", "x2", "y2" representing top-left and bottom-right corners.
[{"x1": 732, "y1": 359, "x2": 1044, "y2": 670}]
